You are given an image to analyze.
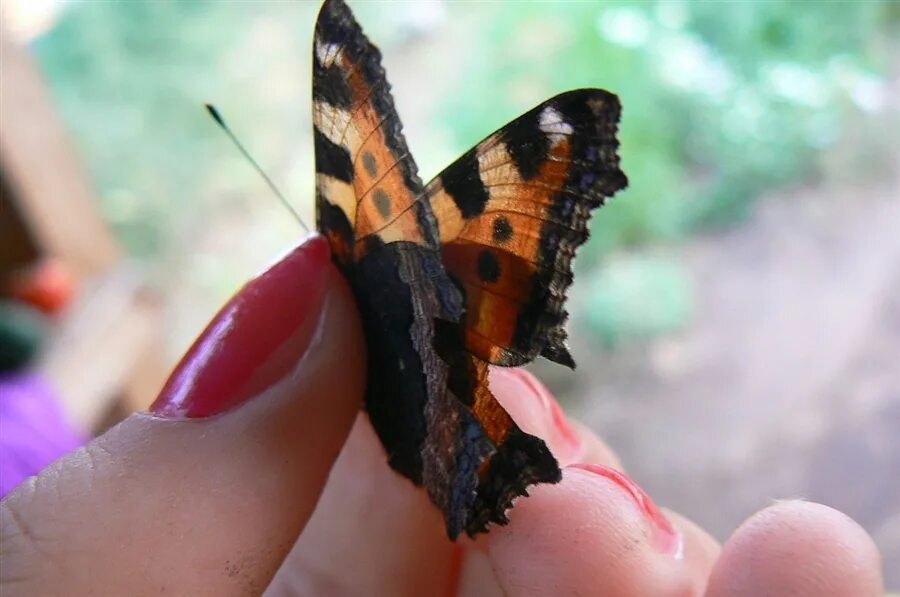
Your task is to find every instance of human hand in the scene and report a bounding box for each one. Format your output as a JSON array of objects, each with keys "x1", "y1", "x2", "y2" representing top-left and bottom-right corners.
[{"x1": 0, "y1": 236, "x2": 884, "y2": 596}]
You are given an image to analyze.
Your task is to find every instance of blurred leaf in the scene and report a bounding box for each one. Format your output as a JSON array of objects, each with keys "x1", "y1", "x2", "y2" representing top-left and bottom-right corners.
[
  {"x1": 579, "y1": 255, "x2": 693, "y2": 348},
  {"x1": 30, "y1": 0, "x2": 898, "y2": 347}
]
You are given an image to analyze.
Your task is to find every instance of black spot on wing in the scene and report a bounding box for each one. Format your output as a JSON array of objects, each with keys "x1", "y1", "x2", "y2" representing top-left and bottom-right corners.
[
  {"x1": 477, "y1": 250, "x2": 501, "y2": 283},
  {"x1": 492, "y1": 216, "x2": 513, "y2": 244},
  {"x1": 373, "y1": 188, "x2": 392, "y2": 218},
  {"x1": 314, "y1": 127, "x2": 354, "y2": 183},
  {"x1": 499, "y1": 108, "x2": 550, "y2": 180},
  {"x1": 441, "y1": 148, "x2": 489, "y2": 218},
  {"x1": 362, "y1": 151, "x2": 378, "y2": 177}
]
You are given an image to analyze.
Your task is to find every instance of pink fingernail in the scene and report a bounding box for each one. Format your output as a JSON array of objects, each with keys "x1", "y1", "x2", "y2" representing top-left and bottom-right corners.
[
  {"x1": 149, "y1": 235, "x2": 331, "y2": 418},
  {"x1": 508, "y1": 368, "x2": 582, "y2": 461},
  {"x1": 569, "y1": 463, "x2": 680, "y2": 555}
]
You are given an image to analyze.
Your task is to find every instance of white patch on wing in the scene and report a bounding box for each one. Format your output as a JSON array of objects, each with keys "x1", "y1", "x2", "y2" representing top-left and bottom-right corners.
[
  {"x1": 477, "y1": 138, "x2": 522, "y2": 186},
  {"x1": 314, "y1": 40, "x2": 341, "y2": 67},
  {"x1": 316, "y1": 173, "x2": 356, "y2": 224},
  {"x1": 539, "y1": 106, "x2": 573, "y2": 146},
  {"x1": 427, "y1": 186, "x2": 465, "y2": 242},
  {"x1": 313, "y1": 102, "x2": 359, "y2": 149}
]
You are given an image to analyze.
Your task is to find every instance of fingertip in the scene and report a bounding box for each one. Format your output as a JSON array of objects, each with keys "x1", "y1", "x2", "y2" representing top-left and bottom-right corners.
[
  {"x1": 488, "y1": 466, "x2": 702, "y2": 596},
  {"x1": 662, "y1": 508, "x2": 721, "y2": 586},
  {"x1": 149, "y1": 233, "x2": 354, "y2": 419},
  {"x1": 706, "y1": 500, "x2": 883, "y2": 597},
  {"x1": 489, "y1": 368, "x2": 622, "y2": 468},
  {"x1": 568, "y1": 419, "x2": 625, "y2": 470}
]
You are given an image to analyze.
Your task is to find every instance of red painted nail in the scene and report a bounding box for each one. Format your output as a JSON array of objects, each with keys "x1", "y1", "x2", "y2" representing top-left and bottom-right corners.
[
  {"x1": 508, "y1": 368, "x2": 582, "y2": 461},
  {"x1": 150, "y1": 235, "x2": 332, "y2": 418},
  {"x1": 569, "y1": 463, "x2": 680, "y2": 555}
]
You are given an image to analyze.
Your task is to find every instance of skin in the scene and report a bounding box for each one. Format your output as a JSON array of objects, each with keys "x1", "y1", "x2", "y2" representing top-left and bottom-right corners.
[{"x1": 0, "y1": 237, "x2": 885, "y2": 596}]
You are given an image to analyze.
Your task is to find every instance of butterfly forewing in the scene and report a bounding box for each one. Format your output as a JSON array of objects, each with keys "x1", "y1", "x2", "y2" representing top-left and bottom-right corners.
[
  {"x1": 312, "y1": 0, "x2": 438, "y2": 264},
  {"x1": 426, "y1": 89, "x2": 628, "y2": 368}
]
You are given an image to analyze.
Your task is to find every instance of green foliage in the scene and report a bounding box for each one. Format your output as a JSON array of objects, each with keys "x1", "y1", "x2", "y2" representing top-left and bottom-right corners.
[
  {"x1": 438, "y1": 0, "x2": 896, "y2": 263},
  {"x1": 31, "y1": 1, "x2": 897, "y2": 346},
  {"x1": 33, "y1": 1, "x2": 315, "y2": 260},
  {"x1": 578, "y1": 256, "x2": 693, "y2": 349},
  {"x1": 432, "y1": 0, "x2": 894, "y2": 344}
]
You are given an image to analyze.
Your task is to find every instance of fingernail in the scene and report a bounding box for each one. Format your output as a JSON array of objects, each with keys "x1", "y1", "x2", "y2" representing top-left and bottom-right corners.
[
  {"x1": 569, "y1": 463, "x2": 680, "y2": 555},
  {"x1": 150, "y1": 235, "x2": 332, "y2": 418},
  {"x1": 507, "y1": 368, "x2": 582, "y2": 461}
]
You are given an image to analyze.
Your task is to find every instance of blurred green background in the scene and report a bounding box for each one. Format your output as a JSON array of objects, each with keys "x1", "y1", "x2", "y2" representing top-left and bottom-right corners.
[{"x1": 29, "y1": 0, "x2": 898, "y2": 350}]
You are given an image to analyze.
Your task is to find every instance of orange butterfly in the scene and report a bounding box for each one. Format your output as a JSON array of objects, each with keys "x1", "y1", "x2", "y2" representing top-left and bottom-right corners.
[{"x1": 313, "y1": 0, "x2": 627, "y2": 539}]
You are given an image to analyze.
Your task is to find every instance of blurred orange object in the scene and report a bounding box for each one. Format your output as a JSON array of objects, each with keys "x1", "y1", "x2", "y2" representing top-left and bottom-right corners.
[{"x1": 6, "y1": 258, "x2": 75, "y2": 315}]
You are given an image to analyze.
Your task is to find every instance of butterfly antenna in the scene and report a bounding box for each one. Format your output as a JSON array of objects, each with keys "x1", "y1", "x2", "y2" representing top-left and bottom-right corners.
[{"x1": 205, "y1": 103, "x2": 309, "y2": 232}]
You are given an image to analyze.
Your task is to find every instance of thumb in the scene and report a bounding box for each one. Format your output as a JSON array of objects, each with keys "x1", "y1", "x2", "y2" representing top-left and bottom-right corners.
[{"x1": 1, "y1": 235, "x2": 365, "y2": 596}]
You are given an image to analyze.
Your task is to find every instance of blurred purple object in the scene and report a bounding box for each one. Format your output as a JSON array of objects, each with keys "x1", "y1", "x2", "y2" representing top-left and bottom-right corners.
[{"x1": 0, "y1": 373, "x2": 85, "y2": 497}]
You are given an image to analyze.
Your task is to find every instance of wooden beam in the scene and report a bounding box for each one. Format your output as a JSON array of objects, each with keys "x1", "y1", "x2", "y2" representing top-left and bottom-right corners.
[{"x1": 0, "y1": 25, "x2": 119, "y2": 279}]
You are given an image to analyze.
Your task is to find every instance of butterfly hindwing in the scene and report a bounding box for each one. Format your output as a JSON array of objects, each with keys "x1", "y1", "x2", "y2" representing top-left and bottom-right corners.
[
  {"x1": 427, "y1": 89, "x2": 628, "y2": 369},
  {"x1": 426, "y1": 91, "x2": 627, "y2": 535},
  {"x1": 434, "y1": 321, "x2": 560, "y2": 535}
]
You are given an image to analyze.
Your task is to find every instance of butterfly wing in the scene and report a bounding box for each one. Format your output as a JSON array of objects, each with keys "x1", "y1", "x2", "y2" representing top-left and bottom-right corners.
[
  {"x1": 428, "y1": 89, "x2": 628, "y2": 368},
  {"x1": 426, "y1": 89, "x2": 628, "y2": 535},
  {"x1": 313, "y1": 0, "x2": 441, "y2": 262},
  {"x1": 313, "y1": 0, "x2": 627, "y2": 540},
  {"x1": 313, "y1": 0, "x2": 502, "y2": 539}
]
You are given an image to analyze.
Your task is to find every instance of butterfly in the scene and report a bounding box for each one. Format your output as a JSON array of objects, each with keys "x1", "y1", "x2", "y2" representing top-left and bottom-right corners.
[{"x1": 313, "y1": 0, "x2": 627, "y2": 539}]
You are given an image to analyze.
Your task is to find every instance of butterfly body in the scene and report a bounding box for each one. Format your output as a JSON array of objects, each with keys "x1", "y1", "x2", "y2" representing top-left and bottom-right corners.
[{"x1": 313, "y1": 0, "x2": 627, "y2": 539}]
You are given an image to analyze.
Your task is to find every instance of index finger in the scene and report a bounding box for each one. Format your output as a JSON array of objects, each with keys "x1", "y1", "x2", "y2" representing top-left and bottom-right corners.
[{"x1": 485, "y1": 368, "x2": 721, "y2": 596}]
